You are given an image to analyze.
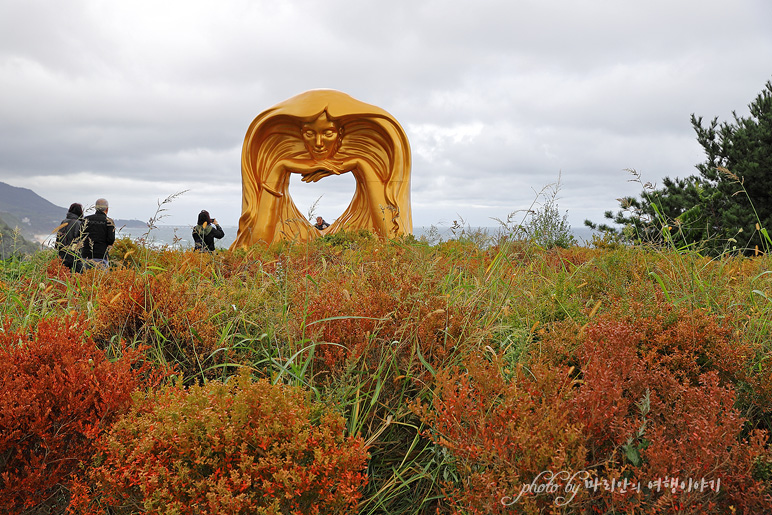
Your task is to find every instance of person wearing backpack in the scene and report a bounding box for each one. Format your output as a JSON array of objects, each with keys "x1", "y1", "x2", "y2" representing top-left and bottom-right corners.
[
  {"x1": 55, "y1": 203, "x2": 84, "y2": 272},
  {"x1": 81, "y1": 198, "x2": 116, "y2": 269}
]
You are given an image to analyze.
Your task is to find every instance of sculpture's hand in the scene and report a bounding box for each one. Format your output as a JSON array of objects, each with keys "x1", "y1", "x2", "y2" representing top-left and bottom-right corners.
[
  {"x1": 301, "y1": 169, "x2": 336, "y2": 183},
  {"x1": 300, "y1": 157, "x2": 356, "y2": 182}
]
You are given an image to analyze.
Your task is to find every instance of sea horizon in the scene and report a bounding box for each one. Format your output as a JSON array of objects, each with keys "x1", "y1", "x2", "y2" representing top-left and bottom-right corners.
[{"x1": 114, "y1": 224, "x2": 597, "y2": 249}]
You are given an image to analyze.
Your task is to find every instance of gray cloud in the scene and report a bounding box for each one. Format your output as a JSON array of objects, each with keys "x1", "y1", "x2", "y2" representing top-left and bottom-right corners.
[{"x1": 1, "y1": 0, "x2": 771, "y2": 232}]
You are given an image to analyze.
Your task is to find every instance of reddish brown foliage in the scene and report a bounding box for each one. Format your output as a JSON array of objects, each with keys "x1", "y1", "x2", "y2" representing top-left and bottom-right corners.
[
  {"x1": 70, "y1": 371, "x2": 368, "y2": 515},
  {"x1": 420, "y1": 303, "x2": 770, "y2": 514},
  {"x1": 544, "y1": 296, "x2": 751, "y2": 388},
  {"x1": 86, "y1": 268, "x2": 222, "y2": 378},
  {"x1": 294, "y1": 253, "x2": 475, "y2": 379},
  {"x1": 45, "y1": 257, "x2": 72, "y2": 283},
  {"x1": 539, "y1": 246, "x2": 597, "y2": 271},
  {"x1": 571, "y1": 314, "x2": 769, "y2": 513},
  {"x1": 415, "y1": 356, "x2": 587, "y2": 514},
  {"x1": 0, "y1": 316, "x2": 153, "y2": 513}
]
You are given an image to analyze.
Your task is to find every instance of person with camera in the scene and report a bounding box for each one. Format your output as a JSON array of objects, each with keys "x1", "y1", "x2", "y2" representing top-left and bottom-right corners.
[{"x1": 193, "y1": 210, "x2": 225, "y2": 251}]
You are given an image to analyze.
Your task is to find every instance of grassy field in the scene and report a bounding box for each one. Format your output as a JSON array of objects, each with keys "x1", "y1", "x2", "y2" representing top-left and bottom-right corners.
[{"x1": 2, "y1": 229, "x2": 772, "y2": 514}]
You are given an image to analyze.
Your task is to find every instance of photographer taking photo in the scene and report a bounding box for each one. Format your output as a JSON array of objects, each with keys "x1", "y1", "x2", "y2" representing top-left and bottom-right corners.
[{"x1": 193, "y1": 210, "x2": 224, "y2": 252}]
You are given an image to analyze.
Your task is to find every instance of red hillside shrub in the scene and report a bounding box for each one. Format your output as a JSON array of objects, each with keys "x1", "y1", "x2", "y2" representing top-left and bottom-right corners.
[
  {"x1": 70, "y1": 370, "x2": 369, "y2": 515},
  {"x1": 543, "y1": 297, "x2": 751, "y2": 389},
  {"x1": 297, "y1": 255, "x2": 474, "y2": 379},
  {"x1": 86, "y1": 268, "x2": 222, "y2": 379},
  {"x1": 45, "y1": 256, "x2": 72, "y2": 285},
  {"x1": 0, "y1": 316, "x2": 153, "y2": 513},
  {"x1": 632, "y1": 303, "x2": 750, "y2": 386},
  {"x1": 414, "y1": 355, "x2": 587, "y2": 514},
  {"x1": 570, "y1": 315, "x2": 769, "y2": 513}
]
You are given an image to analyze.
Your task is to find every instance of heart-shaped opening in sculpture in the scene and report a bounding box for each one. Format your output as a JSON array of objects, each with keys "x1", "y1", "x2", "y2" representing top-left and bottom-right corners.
[{"x1": 288, "y1": 171, "x2": 356, "y2": 227}]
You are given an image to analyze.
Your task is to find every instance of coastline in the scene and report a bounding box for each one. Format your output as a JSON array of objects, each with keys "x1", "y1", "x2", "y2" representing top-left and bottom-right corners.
[{"x1": 113, "y1": 225, "x2": 596, "y2": 249}]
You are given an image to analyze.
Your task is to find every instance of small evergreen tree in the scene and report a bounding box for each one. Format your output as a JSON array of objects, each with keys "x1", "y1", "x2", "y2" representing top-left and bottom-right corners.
[{"x1": 588, "y1": 79, "x2": 772, "y2": 255}]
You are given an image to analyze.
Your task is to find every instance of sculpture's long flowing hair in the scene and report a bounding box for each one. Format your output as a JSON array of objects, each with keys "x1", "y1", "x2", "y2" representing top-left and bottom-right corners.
[{"x1": 232, "y1": 90, "x2": 411, "y2": 248}]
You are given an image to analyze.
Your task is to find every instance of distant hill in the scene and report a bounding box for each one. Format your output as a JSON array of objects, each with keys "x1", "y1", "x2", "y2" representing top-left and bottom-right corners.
[
  {"x1": 0, "y1": 213, "x2": 40, "y2": 256},
  {"x1": 0, "y1": 182, "x2": 145, "y2": 243},
  {"x1": 0, "y1": 182, "x2": 64, "y2": 241}
]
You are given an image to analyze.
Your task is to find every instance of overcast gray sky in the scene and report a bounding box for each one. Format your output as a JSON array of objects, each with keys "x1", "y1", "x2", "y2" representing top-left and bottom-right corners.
[{"x1": 1, "y1": 0, "x2": 771, "y2": 233}]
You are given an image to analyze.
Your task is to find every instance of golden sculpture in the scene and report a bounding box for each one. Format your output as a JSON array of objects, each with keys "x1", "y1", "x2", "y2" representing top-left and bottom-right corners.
[{"x1": 230, "y1": 89, "x2": 412, "y2": 248}]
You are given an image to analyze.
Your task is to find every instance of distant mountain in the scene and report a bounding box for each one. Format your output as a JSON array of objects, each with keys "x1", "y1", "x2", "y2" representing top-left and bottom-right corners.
[
  {"x1": 0, "y1": 182, "x2": 64, "y2": 241},
  {"x1": 0, "y1": 182, "x2": 145, "y2": 242},
  {"x1": 0, "y1": 213, "x2": 40, "y2": 256}
]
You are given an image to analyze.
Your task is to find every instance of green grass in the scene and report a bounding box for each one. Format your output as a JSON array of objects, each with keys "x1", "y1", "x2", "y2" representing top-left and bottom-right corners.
[{"x1": 3, "y1": 230, "x2": 772, "y2": 514}]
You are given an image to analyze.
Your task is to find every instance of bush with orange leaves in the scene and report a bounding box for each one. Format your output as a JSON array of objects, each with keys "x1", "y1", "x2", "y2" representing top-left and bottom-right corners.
[
  {"x1": 70, "y1": 370, "x2": 369, "y2": 515},
  {"x1": 0, "y1": 316, "x2": 154, "y2": 513},
  {"x1": 87, "y1": 268, "x2": 221, "y2": 379},
  {"x1": 417, "y1": 302, "x2": 771, "y2": 514},
  {"x1": 294, "y1": 249, "x2": 475, "y2": 378},
  {"x1": 570, "y1": 312, "x2": 770, "y2": 514},
  {"x1": 414, "y1": 355, "x2": 587, "y2": 515}
]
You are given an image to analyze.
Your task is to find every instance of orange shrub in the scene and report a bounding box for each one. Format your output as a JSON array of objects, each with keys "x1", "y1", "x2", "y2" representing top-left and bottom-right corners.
[
  {"x1": 543, "y1": 296, "x2": 752, "y2": 395},
  {"x1": 295, "y1": 253, "x2": 475, "y2": 379},
  {"x1": 71, "y1": 371, "x2": 369, "y2": 515},
  {"x1": 539, "y1": 246, "x2": 598, "y2": 270},
  {"x1": 45, "y1": 256, "x2": 72, "y2": 284},
  {"x1": 570, "y1": 314, "x2": 769, "y2": 513},
  {"x1": 0, "y1": 316, "x2": 152, "y2": 513},
  {"x1": 743, "y1": 353, "x2": 772, "y2": 432},
  {"x1": 415, "y1": 355, "x2": 587, "y2": 514},
  {"x1": 87, "y1": 268, "x2": 222, "y2": 379}
]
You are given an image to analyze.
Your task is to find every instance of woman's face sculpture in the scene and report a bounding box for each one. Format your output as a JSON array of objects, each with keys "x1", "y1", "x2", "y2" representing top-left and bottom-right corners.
[{"x1": 302, "y1": 112, "x2": 340, "y2": 161}]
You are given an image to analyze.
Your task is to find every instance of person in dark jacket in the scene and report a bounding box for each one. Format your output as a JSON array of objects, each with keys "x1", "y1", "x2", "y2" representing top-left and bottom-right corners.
[
  {"x1": 192, "y1": 210, "x2": 225, "y2": 251},
  {"x1": 82, "y1": 198, "x2": 116, "y2": 269},
  {"x1": 55, "y1": 203, "x2": 84, "y2": 272}
]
